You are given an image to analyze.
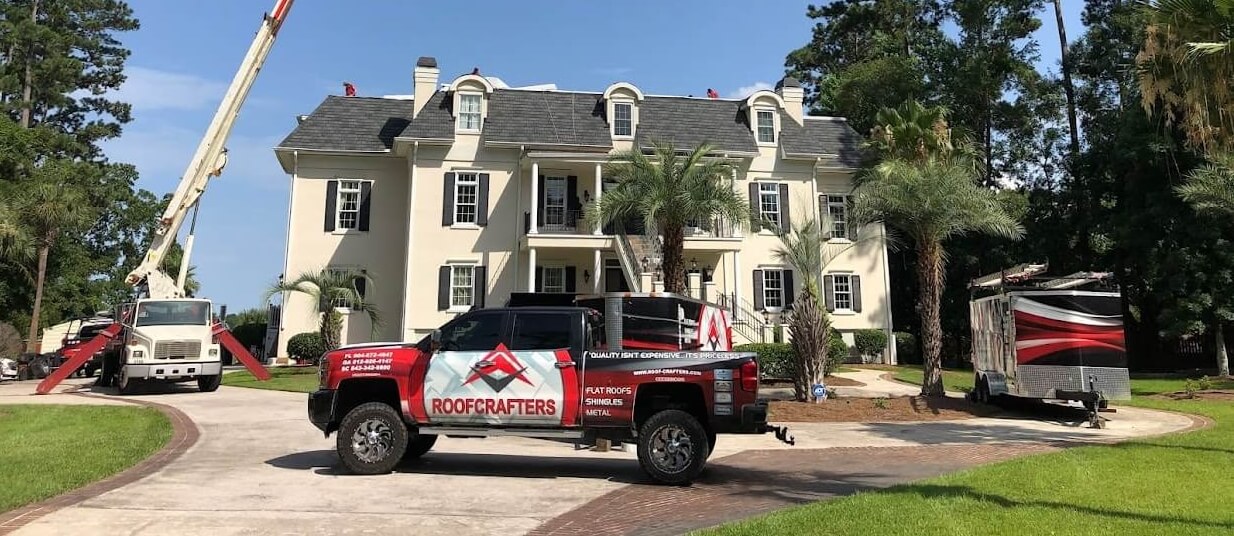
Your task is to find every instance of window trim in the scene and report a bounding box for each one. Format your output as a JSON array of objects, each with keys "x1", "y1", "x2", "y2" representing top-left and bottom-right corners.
[
  {"x1": 831, "y1": 272, "x2": 854, "y2": 313},
  {"x1": 824, "y1": 193, "x2": 850, "y2": 241},
  {"x1": 334, "y1": 179, "x2": 365, "y2": 233},
  {"x1": 457, "y1": 92, "x2": 483, "y2": 132},
  {"x1": 757, "y1": 182, "x2": 781, "y2": 232},
  {"x1": 755, "y1": 107, "x2": 777, "y2": 145},
  {"x1": 611, "y1": 100, "x2": 635, "y2": 138},
  {"x1": 540, "y1": 265, "x2": 567, "y2": 293},
  {"x1": 453, "y1": 172, "x2": 480, "y2": 226},
  {"x1": 448, "y1": 264, "x2": 477, "y2": 312},
  {"x1": 762, "y1": 268, "x2": 785, "y2": 311}
]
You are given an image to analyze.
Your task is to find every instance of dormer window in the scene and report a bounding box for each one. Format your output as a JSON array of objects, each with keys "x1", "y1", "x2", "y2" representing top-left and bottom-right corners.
[
  {"x1": 613, "y1": 101, "x2": 633, "y2": 137},
  {"x1": 756, "y1": 108, "x2": 776, "y2": 144},
  {"x1": 458, "y1": 93, "x2": 482, "y2": 131}
]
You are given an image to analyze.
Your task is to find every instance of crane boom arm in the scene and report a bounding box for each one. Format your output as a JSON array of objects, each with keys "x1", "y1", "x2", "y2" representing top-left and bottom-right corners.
[{"x1": 125, "y1": 0, "x2": 295, "y2": 296}]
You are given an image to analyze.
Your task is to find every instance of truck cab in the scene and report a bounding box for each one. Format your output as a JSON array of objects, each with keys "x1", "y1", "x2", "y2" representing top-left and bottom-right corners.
[
  {"x1": 100, "y1": 298, "x2": 224, "y2": 393},
  {"x1": 309, "y1": 294, "x2": 788, "y2": 485}
]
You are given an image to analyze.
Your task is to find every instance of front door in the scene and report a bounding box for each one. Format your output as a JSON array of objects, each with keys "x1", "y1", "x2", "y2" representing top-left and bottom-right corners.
[{"x1": 423, "y1": 310, "x2": 576, "y2": 427}]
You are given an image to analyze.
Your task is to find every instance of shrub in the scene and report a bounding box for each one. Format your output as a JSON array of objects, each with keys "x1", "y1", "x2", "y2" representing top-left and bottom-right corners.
[
  {"x1": 0, "y1": 323, "x2": 21, "y2": 359},
  {"x1": 873, "y1": 397, "x2": 889, "y2": 410},
  {"x1": 894, "y1": 331, "x2": 918, "y2": 363},
  {"x1": 229, "y1": 322, "x2": 267, "y2": 354},
  {"x1": 825, "y1": 331, "x2": 849, "y2": 375},
  {"x1": 1197, "y1": 375, "x2": 1213, "y2": 391},
  {"x1": 734, "y1": 343, "x2": 795, "y2": 379},
  {"x1": 287, "y1": 332, "x2": 327, "y2": 364},
  {"x1": 854, "y1": 329, "x2": 889, "y2": 360}
]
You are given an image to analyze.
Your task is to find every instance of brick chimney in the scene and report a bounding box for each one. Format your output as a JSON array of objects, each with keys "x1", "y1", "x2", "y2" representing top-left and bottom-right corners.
[
  {"x1": 413, "y1": 56, "x2": 439, "y2": 118},
  {"x1": 775, "y1": 76, "x2": 804, "y2": 126}
]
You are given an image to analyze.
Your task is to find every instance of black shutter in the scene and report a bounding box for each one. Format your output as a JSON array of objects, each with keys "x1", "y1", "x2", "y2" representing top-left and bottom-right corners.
[
  {"x1": 442, "y1": 172, "x2": 456, "y2": 226},
  {"x1": 823, "y1": 275, "x2": 835, "y2": 312},
  {"x1": 474, "y1": 266, "x2": 487, "y2": 308},
  {"x1": 852, "y1": 275, "x2": 862, "y2": 313},
  {"x1": 477, "y1": 173, "x2": 490, "y2": 226},
  {"x1": 783, "y1": 270, "x2": 795, "y2": 309},
  {"x1": 358, "y1": 182, "x2": 372, "y2": 231},
  {"x1": 537, "y1": 175, "x2": 546, "y2": 223},
  {"x1": 324, "y1": 180, "x2": 338, "y2": 231},
  {"x1": 535, "y1": 266, "x2": 543, "y2": 292},
  {"x1": 354, "y1": 274, "x2": 367, "y2": 299},
  {"x1": 753, "y1": 269, "x2": 764, "y2": 310},
  {"x1": 565, "y1": 266, "x2": 577, "y2": 293},
  {"x1": 437, "y1": 266, "x2": 451, "y2": 310},
  {"x1": 566, "y1": 175, "x2": 579, "y2": 227},
  {"x1": 748, "y1": 182, "x2": 761, "y2": 232},
  {"x1": 778, "y1": 183, "x2": 790, "y2": 231}
]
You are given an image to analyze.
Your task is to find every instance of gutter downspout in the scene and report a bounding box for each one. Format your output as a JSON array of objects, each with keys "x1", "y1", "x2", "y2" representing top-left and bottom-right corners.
[
  {"x1": 402, "y1": 141, "x2": 419, "y2": 339},
  {"x1": 810, "y1": 157, "x2": 822, "y2": 292},
  {"x1": 276, "y1": 150, "x2": 298, "y2": 359}
]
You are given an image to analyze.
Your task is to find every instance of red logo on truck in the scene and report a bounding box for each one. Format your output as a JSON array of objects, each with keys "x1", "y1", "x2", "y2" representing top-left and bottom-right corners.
[{"x1": 463, "y1": 343, "x2": 533, "y2": 393}]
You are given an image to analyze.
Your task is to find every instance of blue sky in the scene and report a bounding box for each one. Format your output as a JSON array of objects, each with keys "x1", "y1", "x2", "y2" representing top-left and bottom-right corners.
[{"x1": 100, "y1": 0, "x2": 1085, "y2": 312}]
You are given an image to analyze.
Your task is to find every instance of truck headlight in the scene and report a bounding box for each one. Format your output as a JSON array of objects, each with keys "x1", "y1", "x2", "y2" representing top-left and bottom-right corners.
[
  {"x1": 132, "y1": 349, "x2": 144, "y2": 359},
  {"x1": 208, "y1": 348, "x2": 219, "y2": 357}
]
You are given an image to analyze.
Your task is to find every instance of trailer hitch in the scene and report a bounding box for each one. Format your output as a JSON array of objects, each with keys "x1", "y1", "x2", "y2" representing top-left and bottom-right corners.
[{"x1": 769, "y1": 424, "x2": 795, "y2": 446}]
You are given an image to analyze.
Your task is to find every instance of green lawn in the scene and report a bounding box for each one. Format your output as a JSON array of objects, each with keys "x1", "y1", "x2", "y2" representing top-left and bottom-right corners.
[
  {"x1": 888, "y1": 364, "x2": 975, "y2": 393},
  {"x1": 0, "y1": 404, "x2": 171, "y2": 512},
  {"x1": 699, "y1": 377, "x2": 1234, "y2": 535},
  {"x1": 222, "y1": 365, "x2": 318, "y2": 393}
]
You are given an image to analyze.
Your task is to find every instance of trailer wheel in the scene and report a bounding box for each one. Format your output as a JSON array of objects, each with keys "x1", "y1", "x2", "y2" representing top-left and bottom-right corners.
[
  {"x1": 974, "y1": 376, "x2": 990, "y2": 404},
  {"x1": 336, "y1": 402, "x2": 408, "y2": 475},
  {"x1": 636, "y1": 409, "x2": 710, "y2": 486}
]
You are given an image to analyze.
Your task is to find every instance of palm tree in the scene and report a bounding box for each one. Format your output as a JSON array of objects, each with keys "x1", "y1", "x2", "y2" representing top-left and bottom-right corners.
[
  {"x1": 0, "y1": 199, "x2": 31, "y2": 264},
  {"x1": 266, "y1": 268, "x2": 380, "y2": 351},
  {"x1": 856, "y1": 102, "x2": 1024, "y2": 397},
  {"x1": 584, "y1": 141, "x2": 749, "y2": 293},
  {"x1": 1177, "y1": 151, "x2": 1234, "y2": 214},
  {"x1": 18, "y1": 179, "x2": 93, "y2": 352}
]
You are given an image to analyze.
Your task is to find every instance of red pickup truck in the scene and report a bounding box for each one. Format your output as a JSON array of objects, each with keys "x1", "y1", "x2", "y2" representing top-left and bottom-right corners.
[{"x1": 308, "y1": 293, "x2": 792, "y2": 485}]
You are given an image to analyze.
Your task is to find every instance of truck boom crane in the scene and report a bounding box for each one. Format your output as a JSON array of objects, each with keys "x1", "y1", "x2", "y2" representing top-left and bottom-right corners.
[
  {"x1": 126, "y1": 0, "x2": 295, "y2": 297},
  {"x1": 35, "y1": 1, "x2": 292, "y2": 394}
]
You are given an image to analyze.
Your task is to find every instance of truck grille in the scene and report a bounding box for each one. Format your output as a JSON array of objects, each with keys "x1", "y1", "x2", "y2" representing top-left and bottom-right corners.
[{"x1": 153, "y1": 340, "x2": 201, "y2": 360}]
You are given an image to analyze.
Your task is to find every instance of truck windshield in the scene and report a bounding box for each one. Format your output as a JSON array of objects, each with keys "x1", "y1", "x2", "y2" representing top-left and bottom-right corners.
[{"x1": 134, "y1": 301, "x2": 210, "y2": 327}]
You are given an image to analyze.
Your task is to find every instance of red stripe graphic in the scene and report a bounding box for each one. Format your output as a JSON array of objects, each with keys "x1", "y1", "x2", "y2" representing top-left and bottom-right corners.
[
  {"x1": 1014, "y1": 310, "x2": 1125, "y2": 364},
  {"x1": 406, "y1": 350, "x2": 429, "y2": 423},
  {"x1": 555, "y1": 349, "x2": 580, "y2": 427}
]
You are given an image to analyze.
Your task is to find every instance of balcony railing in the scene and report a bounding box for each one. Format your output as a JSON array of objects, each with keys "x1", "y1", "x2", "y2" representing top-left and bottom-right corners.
[{"x1": 522, "y1": 213, "x2": 738, "y2": 238}]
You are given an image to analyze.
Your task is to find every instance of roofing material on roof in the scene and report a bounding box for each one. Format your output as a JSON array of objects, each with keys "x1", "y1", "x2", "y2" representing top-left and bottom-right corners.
[{"x1": 277, "y1": 96, "x2": 413, "y2": 152}]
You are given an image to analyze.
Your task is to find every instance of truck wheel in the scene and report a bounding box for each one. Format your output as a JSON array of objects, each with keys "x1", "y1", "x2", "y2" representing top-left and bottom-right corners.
[
  {"x1": 197, "y1": 374, "x2": 222, "y2": 392},
  {"x1": 402, "y1": 433, "x2": 438, "y2": 460},
  {"x1": 31, "y1": 356, "x2": 50, "y2": 380},
  {"x1": 637, "y1": 409, "x2": 710, "y2": 486},
  {"x1": 117, "y1": 367, "x2": 139, "y2": 395},
  {"x1": 706, "y1": 430, "x2": 717, "y2": 459},
  {"x1": 337, "y1": 402, "x2": 408, "y2": 475}
]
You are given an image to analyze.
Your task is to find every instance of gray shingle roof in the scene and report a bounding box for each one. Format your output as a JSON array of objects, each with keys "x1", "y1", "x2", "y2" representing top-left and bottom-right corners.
[
  {"x1": 481, "y1": 90, "x2": 612, "y2": 147},
  {"x1": 635, "y1": 97, "x2": 758, "y2": 155},
  {"x1": 399, "y1": 91, "x2": 454, "y2": 140},
  {"x1": 781, "y1": 115, "x2": 865, "y2": 166},
  {"x1": 277, "y1": 96, "x2": 414, "y2": 152}
]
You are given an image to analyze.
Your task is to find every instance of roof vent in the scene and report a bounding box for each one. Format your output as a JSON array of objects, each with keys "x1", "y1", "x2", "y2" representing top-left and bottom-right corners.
[{"x1": 296, "y1": 114, "x2": 308, "y2": 124}]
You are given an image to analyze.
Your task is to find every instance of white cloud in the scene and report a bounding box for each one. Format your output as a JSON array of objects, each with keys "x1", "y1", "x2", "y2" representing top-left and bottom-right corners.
[
  {"x1": 100, "y1": 125, "x2": 285, "y2": 194},
  {"x1": 113, "y1": 66, "x2": 230, "y2": 112},
  {"x1": 725, "y1": 82, "x2": 774, "y2": 99}
]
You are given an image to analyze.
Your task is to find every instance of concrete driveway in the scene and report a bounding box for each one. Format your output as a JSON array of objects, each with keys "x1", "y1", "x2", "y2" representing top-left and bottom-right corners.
[{"x1": 0, "y1": 377, "x2": 1196, "y2": 536}]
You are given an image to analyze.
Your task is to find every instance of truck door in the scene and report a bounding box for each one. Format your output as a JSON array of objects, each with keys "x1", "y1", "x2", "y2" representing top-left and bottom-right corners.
[{"x1": 506, "y1": 310, "x2": 579, "y2": 427}]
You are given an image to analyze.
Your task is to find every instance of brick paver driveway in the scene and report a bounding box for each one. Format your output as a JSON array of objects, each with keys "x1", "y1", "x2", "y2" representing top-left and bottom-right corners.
[{"x1": 0, "y1": 378, "x2": 1197, "y2": 536}]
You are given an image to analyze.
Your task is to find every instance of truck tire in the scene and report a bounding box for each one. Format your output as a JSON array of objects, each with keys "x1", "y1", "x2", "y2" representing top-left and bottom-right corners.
[
  {"x1": 637, "y1": 409, "x2": 710, "y2": 486},
  {"x1": 197, "y1": 374, "x2": 222, "y2": 392},
  {"x1": 336, "y1": 402, "x2": 408, "y2": 475},
  {"x1": 117, "y1": 367, "x2": 139, "y2": 395},
  {"x1": 30, "y1": 355, "x2": 50, "y2": 380},
  {"x1": 402, "y1": 433, "x2": 438, "y2": 460}
]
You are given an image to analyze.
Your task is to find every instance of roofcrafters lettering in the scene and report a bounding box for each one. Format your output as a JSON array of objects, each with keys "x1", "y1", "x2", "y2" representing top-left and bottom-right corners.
[{"x1": 431, "y1": 398, "x2": 557, "y2": 416}]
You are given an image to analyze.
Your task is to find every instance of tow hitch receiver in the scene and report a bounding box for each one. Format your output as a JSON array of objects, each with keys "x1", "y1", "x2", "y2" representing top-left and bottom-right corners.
[{"x1": 769, "y1": 424, "x2": 795, "y2": 446}]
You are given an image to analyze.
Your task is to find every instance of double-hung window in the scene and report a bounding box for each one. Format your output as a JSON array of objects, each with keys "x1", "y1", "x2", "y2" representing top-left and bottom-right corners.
[
  {"x1": 454, "y1": 173, "x2": 478, "y2": 224},
  {"x1": 756, "y1": 109, "x2": 775, "y2": 144},
  {"x1": 763, "y1": 269, "x2": 784, "y2": 309},
  {"x1": 613, "y1": 102, "x2": 633, "y2": 137},
  {"x1": 541, "y1": 266, "x2": 566, "y2": 293},
  {"x1": 758, "y1": 183, "x2": 780, "y2": 228},
  {"x1": 825, "y1": 194, "x2": 849, "y2": 239},
  {"x1": 450, "y1": 265, "x2": 475, "y2": 309},
  {"x1": 832, "y1": 274, "x2": 853, "y2": 311},
  {"x1": 458, "y1": 93, "x2": 482, "y2": 131},
  {"x1": 336, "y1": 180, "x2": 362, "y2": 230}
]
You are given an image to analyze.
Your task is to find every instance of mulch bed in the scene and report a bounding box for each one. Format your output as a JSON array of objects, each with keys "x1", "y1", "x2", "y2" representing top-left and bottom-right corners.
[
  {"x1": 1153, "y1": 390, "x2": 1234, "y2": 402},
  {"x1": 769, "y1": 396, "x2": 999, "y2": 422}
]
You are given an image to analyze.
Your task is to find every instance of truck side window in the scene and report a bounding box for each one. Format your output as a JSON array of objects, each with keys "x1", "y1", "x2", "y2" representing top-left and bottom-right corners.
[
  {"x1": 510, "y1": 312, "x2": 572, "y2": 350},
  {"x1": 440, "y1": 313, "x2": 504, "y2": 352}
]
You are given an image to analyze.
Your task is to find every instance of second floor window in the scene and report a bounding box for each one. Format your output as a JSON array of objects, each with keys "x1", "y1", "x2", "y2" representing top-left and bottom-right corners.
[
  {"x1": 458, "y1": 93, "x2": 482, "y2": 131},
  {"x1": 825, "y1": 194, "x2": 849, "y2": 239},
  {"x1": 756, "y1": 109, "x2": 775, "y2": 143},
  {"x1": 336, "y1": 180, "x2": 361, "y2": 230},
  {"x1": 454, "y1": 173, "x2": 478, "y2": 224},
  {"x1": 759, "y1": 183, "x2": 780, "y2": 228},
  {"x1": 613, "y1": 102, "x2": 633, "y2": 137}
]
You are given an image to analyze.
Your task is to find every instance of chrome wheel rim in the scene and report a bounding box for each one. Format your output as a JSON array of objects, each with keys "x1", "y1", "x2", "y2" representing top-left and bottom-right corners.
[
  {"x1": 649, "y1": 424, "x2": 694, "y2": 474},
  {"x1": 351, "y1": 418, "x2": 395, "y2": 464}
]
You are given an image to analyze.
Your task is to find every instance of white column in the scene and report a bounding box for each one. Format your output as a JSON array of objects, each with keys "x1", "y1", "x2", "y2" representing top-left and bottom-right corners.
[
  {"x1": 527, "y1": 247, "x2": 537, "y2": 291},
  {"x1": 529, "y1": 160, "x2": 539, "y2": 234},
  {"x1": 733, "y1": 250, "x2": 742, "y2": 305},
  {"x1": 593, "y1": 162, "x2": 603, "y2": 235},
  {"x1": 592, "y1": 249, "x2": 602, "y2": 293}
]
